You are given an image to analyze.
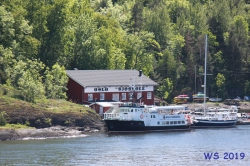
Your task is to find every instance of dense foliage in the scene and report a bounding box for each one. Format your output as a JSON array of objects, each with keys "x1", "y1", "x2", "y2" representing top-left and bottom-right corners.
[{"x1": 1, "y1": 0, "x2": 250, "y2": 103}]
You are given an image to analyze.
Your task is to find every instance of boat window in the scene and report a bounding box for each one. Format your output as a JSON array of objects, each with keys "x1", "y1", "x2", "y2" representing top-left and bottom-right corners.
[
  {"x1": 166, "y1": 121, "x2": 169, "y2": 125},
  {"x1": 178, "y1": 121, "x2": 181, "y2": 124},
  {"x1": 131, "y1": 109, "x2": 133, "y2": 112},
  {"x1": 170, "y1": 121, "x2": 173, "y2": 124},
  {"x1": 182, "y1": 121, "x2": 185, "y2": 124},
  {"x1": 174, "y1": 121, "x2": 177, "y2": 124},
  {"x1": 162, "y1": 122, "x2": 165, "y2": 125},
  {"x1": 157, "y1": 121, "x2": 160, "y2": 125},
  {"x1": 135, "y1": 109, "x2": 137, "y2": 112}
]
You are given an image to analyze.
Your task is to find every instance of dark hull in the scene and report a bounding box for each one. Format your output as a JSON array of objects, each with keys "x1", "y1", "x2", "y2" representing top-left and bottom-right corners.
[
  {"x1": 104, "y1": 120, "x2": 190, "y2": 132},
  {"x1": 191, "y1": 120, "x2": 237, "y2": 128}
]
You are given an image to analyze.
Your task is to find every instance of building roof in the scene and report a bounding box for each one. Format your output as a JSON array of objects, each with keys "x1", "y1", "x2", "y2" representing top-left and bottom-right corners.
[{"x1": 66, "y1": 70, "x2": 158, "y2": 87}]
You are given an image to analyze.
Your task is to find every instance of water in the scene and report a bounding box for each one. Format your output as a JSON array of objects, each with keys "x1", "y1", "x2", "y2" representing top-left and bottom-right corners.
[{"x1": 0, "y1": 126, "x2": 250, "y2": 166}]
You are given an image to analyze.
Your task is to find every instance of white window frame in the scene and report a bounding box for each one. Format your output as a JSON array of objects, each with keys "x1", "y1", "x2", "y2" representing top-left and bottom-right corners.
[
  {"x1": 147, "y1": 92, "x2": 152, "y2": 99},
  {"x1": 88, "y1": 94, "x2": 93, "y2": 101},
  {"x1": 100, "y1": 93, "x2": 105, "y2": 100},
  {"x1": 122, "y1": 93, "x2": 126, "y2": 100}
]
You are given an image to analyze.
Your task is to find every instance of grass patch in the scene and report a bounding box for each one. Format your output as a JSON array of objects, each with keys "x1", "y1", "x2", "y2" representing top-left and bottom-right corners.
[
  {"x1": 0, "y1": 95, "x2": 93, "y2": 114},
  {"x1": 0, "y1": 123, "x2": 35, "y2": 130}
]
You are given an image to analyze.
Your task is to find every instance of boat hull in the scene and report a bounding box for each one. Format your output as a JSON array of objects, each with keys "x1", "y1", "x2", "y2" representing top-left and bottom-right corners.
[
  {"x1": 236, "y1": 119, "x2": 250, "y2": 125},
  {"x1": 104, "y1": 120, "x2": 190, "y2": 132},
  {"x1": 191, "y1": 120, "x2": 237, "y2": 128}
]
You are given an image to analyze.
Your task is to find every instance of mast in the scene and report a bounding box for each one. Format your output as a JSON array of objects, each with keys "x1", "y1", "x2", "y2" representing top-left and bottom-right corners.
[{"x1": 203, "y1": 34, "x2": 207, "y2": 113}]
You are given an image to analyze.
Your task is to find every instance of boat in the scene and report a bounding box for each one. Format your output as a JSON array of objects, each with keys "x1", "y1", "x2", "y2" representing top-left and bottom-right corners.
[
  {"x1": 103, "y1": 70, "x2": 192, "y2": 132},
  {"x1": 236, "y1": 118, "x2": 250, "y2": 125},
  {"x1": 192, "y1": 106, "x2": 238, "y2": 127},
  {"x1": 236, "y1": 113, "x2": 250, "y2": 125},
  {"x1": 193, "y1": 92, "x2": 209, "y2": 103},
  {"x1": 209, "y1": 97, "x2": 222, "y2": 102},
  {"x1": 173, "y1": 94, "x2": 189, "y2": 104},
  {"x1": 191, "y1": 35, "x2": 238, "y2": 128},
  {"x1": 103, "y1": 103, "x2": 192, "y2": 132}
]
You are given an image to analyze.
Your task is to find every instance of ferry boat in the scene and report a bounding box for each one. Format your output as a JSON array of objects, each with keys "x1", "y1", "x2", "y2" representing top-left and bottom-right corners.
[{"x1": 103, "y1": 103, "x2": 192, "y2": 132}]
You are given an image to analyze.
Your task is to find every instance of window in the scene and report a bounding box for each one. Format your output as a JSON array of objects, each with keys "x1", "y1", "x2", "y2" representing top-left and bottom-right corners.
[
  {"x1": 88, "y1": 94, "x2": 93, "y2": 101},
  {"x1": 137, "y1": 92, "x2": 141, "y2": 99},
  {"x1": 122, "y1": 93, "x2": 126, "y2": 100},
  {"x1": 100, "y1": 93, "x2": 105, "y2": 100},
  {"x1": 147, "y1": 92, "x2": 152, "y2": 99},
  {"x1": 129, "y1": 93, "x2": 133, "y2": 99},
  {"x1": 112, "y1": 93, "x2": 119, "y2": 101}
]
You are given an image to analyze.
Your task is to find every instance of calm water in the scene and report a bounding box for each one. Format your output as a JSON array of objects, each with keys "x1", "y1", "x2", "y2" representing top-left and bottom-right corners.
[{"x1": 0, "y1": 126, "x2": 250, "y2": 166}]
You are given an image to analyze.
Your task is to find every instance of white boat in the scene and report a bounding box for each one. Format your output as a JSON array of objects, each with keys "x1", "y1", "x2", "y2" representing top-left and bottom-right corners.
[
  {"x1": 192, "y1": 106, "x2": 238, "y2": 127},
  {"x1": 191, "y1": 35, "x2": 238, "y2": 128},
  {"x1": 103, "y1": 103, "x2": 192, "y2": 132},
  {"x1": 103, "y1": 70, "x2": 192, "y2": 132}
]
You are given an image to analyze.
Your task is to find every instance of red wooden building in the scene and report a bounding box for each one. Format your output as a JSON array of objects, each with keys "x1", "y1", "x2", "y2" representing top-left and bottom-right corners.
[{"x1": 66, "y1": 70, "x2": 158, "y2": 114}]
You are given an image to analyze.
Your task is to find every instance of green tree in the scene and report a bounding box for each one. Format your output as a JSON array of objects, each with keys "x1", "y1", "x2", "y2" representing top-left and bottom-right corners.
[
  {"x1": 157, "y1": 78, "x2": 173, "y2": 102},
  {"x1": 244, "y1": 81, "x2": 250, "y2": 95},
  {"x1": 5, "y1": 59, "x2": 45, "y2": 102},
  {"x1": 44, "y1": 63, "x2": 68, "y2": 99},
  {"x1": 144, "y1": 3, "x2": 172, "y2": 50},
  {"x1": 1, "y1": 1, "x2": 40, "y2": 60},
  {"x1": 124, "y1": 31, "x2": 159, "y2": 75},
  {"x1": 130, "y1": 1, "x2": 144, "y2": 33},
  {"x1": 0, "y1": 6, "x2": 15, "y2": 84},
  {"x1": 215, "y1": 73, "x2": 226, "y2": 99},
  {"x1": 0, "y1": 5, "x2": 15, "y2": 48}
]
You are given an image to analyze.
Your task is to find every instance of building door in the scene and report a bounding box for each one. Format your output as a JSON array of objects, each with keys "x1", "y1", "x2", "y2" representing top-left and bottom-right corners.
[
  {"x1": 99, "y1": 106, "x2": 103, "y2": 116},
  {"x1": 112, "y1": 93, "x2": 119, "y2": 101}
]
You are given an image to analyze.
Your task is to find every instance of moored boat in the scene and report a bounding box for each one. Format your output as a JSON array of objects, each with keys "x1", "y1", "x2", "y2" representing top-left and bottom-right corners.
[
  {"x1": 191, "y1": 106, "x2": 238, "y2": 128},
  {"x1": 103, "y1": 103, "x2": 192, "y2": 132},
  {"x1": 173, "y1": 94, "x2": 189, "y2": 104},
  {"x1": 191, "y1": 35, "x2": 238, "y2": 128}
]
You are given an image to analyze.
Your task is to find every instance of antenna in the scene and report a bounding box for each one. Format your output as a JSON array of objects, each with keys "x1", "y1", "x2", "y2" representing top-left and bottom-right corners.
[
  {"x1": 138, "y1": 70, "x2": 142, "y2": 105},
  {"x1": 129, "y1": 74, "x2": 136, "y2": 104}
]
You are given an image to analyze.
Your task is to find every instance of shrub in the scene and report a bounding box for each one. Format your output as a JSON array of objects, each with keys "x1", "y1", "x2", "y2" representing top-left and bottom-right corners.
[
  {"x1": 44, "y1": 118, "x2": 52, "y2": 125},
  {"x1": 0, "y1": 112, "x2": 6, "y2": 126}
]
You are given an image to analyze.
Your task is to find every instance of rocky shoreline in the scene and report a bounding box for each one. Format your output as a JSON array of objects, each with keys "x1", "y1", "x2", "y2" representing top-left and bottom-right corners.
[{"x1": 0, "y1": 125, "x2": 107, "y2": 141}]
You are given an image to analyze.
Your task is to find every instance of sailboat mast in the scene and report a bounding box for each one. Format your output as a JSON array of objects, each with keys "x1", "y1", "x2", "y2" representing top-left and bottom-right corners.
[{"x1": 204, "y1": 34, "x2": 207, "y2": 113}]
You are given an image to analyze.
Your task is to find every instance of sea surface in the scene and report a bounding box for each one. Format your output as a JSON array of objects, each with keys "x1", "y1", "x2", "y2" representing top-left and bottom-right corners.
[{"x1": 0, "y1": 125, "x2": 250, "y2": 166}]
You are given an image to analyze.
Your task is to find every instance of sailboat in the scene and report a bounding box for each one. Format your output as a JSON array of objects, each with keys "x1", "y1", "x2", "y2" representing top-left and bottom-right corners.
[{"x1": 191, "y1": 35, "x2": 238, "y2": 128}]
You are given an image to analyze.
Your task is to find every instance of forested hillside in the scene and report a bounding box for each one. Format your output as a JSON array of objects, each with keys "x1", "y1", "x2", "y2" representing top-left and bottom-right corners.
[{"x1": 1, "y1": 0, "x2": 250, "y2": 103}]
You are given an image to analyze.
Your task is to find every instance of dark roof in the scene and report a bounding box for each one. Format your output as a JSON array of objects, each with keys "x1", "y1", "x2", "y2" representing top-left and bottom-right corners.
[{"x1": 66, "y1": 70, "x2": 158, "y2": 87}]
